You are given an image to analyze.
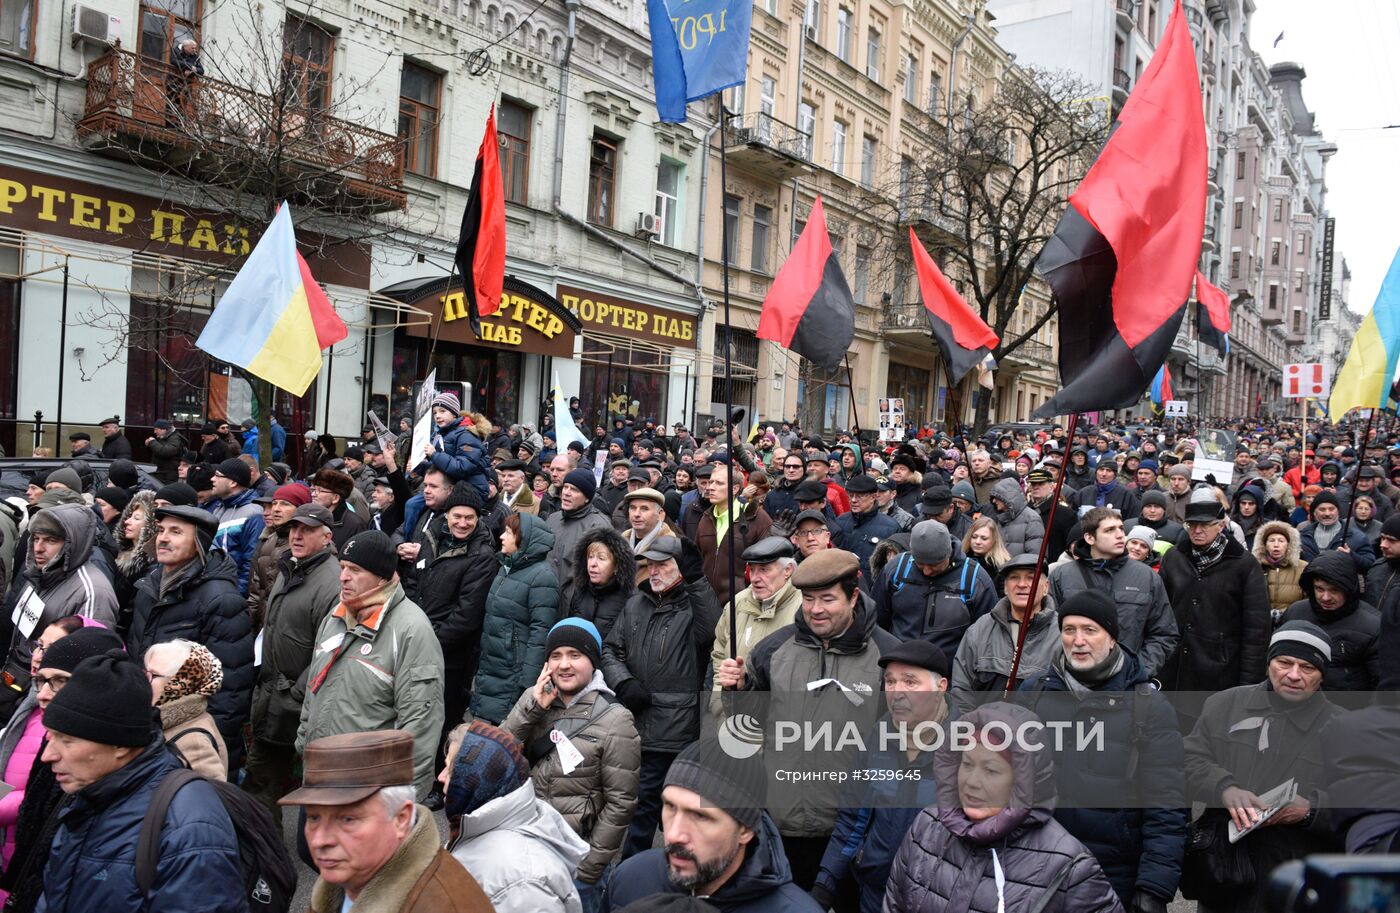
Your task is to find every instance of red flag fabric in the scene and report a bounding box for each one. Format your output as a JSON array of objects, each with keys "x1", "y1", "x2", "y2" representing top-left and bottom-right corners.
[
  {"x1": 1032, "y1": 0, "x2": 1206, "y2": 418},
  {"x1": 756, "y1": 197, "x2": 856, "y2": 371},
  {"x1": 909, "y1": 229, "x2": 999, "y2": 383},
  {"x1": 1195, "y1": 270, "x2": 1231, "y2": 333},
  {"x1": 296, "y1": 251, "x2": 348, "y2": 349},
  {"x1": 455, "y1": 106, "x2": 507, "y2": 331}
]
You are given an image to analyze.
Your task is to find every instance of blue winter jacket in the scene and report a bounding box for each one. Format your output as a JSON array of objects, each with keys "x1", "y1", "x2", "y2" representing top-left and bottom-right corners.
[
  {"x1": 208, "y1": 486, "x2": 266, "y2": 594},
  {"x1": 35, "y1": 737, "x2": 245, "y2": 913},
  {"x1": 833, "y1": 508, "x2": 902, "y2": 590},
  {"x1": 422, "y1": 416, "x2": 490, "y2": 499},
  {"x1": 1020, "y1": 649, "x2": 1187, "y2": 904}
]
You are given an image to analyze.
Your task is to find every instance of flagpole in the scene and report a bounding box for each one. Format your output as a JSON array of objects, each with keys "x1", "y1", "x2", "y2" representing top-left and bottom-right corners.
[
  {"x1": 938, "y1": 359, "x2": 971, "y2": 466},
  {"x1": 1339, "y1": 406, "x2": 1378, "y2": 544},
  {"x1": 716, "y1": 99, "x2": 740, "y2": 660},
  {"x1": 426, "y1": 260, "x2": 459, "y2": 377},
  {"x1": 1004, "y1": 410, "x2": 1081, "y2": 697},
  {"x1": 1300, "y1": 396, "x2": 1307, "y2": 483},
  {"x1": 843, "y1": 354, "x2": 862, "y2": 439}
]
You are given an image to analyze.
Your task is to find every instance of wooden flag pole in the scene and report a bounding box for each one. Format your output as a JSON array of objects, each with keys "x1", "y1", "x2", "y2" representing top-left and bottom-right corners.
[
  {"x1": 1004, "y1": 409, "x2": 1081, "y2": 696},
  {"x1": 717, "y1": 99, "x2": 741, "y2": 660}
]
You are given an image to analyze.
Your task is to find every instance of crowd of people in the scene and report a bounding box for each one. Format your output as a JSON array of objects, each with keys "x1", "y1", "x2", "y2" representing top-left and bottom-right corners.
[{"x1": 0, "y1": 397, "x2": 1398, "y2": 913}]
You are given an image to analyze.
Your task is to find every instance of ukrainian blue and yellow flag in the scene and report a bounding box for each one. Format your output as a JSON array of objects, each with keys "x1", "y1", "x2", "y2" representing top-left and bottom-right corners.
[
  {"x1": 197, "y1": 203, "x2": 347, "y2": 396},
  {"x1": 1331, "y1": 246, "x2": 1400, "y2": 418}
]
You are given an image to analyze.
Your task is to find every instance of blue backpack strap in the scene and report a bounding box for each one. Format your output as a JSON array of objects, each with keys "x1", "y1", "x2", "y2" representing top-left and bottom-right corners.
[
  {"x1": 957, "y1": 559, "x2": 975, "y2": 604},
  {"x1": 894, "y1": 553, "x2": 913, "y2": 592}
]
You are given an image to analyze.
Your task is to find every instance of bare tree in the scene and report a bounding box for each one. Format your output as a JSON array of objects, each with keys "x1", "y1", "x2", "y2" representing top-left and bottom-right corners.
[
  {"x1": 875, "y1": 67, "x2": 1107, "y2": 436},
  {"x1": 69, "y1": 0, "x2": 431, "y2": 463}
]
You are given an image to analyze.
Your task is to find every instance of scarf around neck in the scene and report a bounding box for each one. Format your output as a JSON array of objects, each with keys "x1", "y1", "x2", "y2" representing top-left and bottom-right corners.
[
  {"x1": 1054, "y1": 644, "x2": 1123, "y2": 694},
  {"x1": 1190, "y1": 531, "x2": 1230, "y2": 574}
]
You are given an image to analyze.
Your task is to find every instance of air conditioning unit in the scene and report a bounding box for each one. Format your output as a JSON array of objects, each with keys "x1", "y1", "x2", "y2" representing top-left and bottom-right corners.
[
  {"x1": 729, "y1": 126, "x2": 754, "y2": 145},
  {"x1": 635, "y1": 211, "x2": 661, "y2": 239},
  {"x1": 805, "y1": 25, "x2": 817, "y2": 40},
  {"x1": 72, "y1": 4, "x2": 119, "y2": 46}
]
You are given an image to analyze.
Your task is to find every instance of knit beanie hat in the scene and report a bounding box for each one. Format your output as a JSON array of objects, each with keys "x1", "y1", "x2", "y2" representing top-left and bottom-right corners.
[
  {"x1": 44, "y1": 650, "x2": 153, "y2": 747},
  {"x1": 564, "y1": 468, "x2": 597, "y2": 501},
  {"x1": 154, "y1": 483, "x2": 198, "y2": 507},
  {"x1": 43, "y1": 467, "x2": 82, "y2": 494},
  {"x1": 107, "y1": 459, "x2": 140, "y2": 490},
  {"x1": 96, "y1": 486, "x2": 131, "y2": 512},
  {"x1": 441, "y1": 482, "x2": 483, "y2": 514},
  {"x1": 340, "y1": 530, "x2": 398, "y2": 580},
  {"x1": 664, "y1": 736, "x2": 767, "y2": 833},
  {"x1": 1126, "y1": 526, "x2": 1158, "y2": 548},
  {"x1": 445, "y1": 720, "x2": 530, "y2": 818},
  {"x1": 38, "y1": 626, "x2": 125, "y2": 673},
  {"x1": 1057, "y1": 590, "x2": 1120, "y2": 641},
  {"x1": 154, "y1": 643, "x2": 224, "y2": 707},
  {"x1": 545, "y1": 618, "x2": 603, "y2": 671},
  {"x1": 432, "y1": 391, "x2": 461, "y2": 417},
  {"x1": 909, "y1": 520, "x2": 952, "y2": 565},
  {"x1": 272, "y1": 483, "x2": 312, "y2": 507},
  {"x1": 214, "y1": 458, "x2": 252, "y2": 489},
  {"x1": 1311, "y1": 491, "x2": 1340, "y2": 517},
  {"x1": 1269, "y1": 620, "x2": 1332, "y2": 670},
  {"x1": 1382, "y1": 515, "x2": 1400, "y2": 540},
  {"x1": 1140, "y1": 490, "x2": 1168, "y2": 509},
  {"x1": 187, "y1": 464, "x2": 215, "y2": 493}
]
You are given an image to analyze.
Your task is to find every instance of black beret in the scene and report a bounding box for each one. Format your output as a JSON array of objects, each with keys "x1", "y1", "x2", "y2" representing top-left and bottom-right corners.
[
  {"x1": 793, "y1": 480, "x2": 828, "y2": 502},
  {"x1": 877, "y1": 639, "x2": 951, "y2": 679},
  {"x1": 497, "y1": 459, "x2": 527, "y2": 471},
  {"x1": 153, "y1": 504, "x2": 218, "y2": 536},
  {"x1": 742, "y1": 536, "x2": 796, "y2": 564},
  {"x1": 845, "y1": 474, "x2": 878, "y2": 495}
]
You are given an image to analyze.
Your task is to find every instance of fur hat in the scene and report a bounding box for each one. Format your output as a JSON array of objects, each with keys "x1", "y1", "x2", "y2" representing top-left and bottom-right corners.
[{"x1": 310, "y1": 468, "x2": 354, "y2": 501}]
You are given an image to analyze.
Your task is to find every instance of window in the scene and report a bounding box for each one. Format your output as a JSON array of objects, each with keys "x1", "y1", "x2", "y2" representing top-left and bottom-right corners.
[
  {"x1": 898, "y1": 156, "x2": 912, "y2": 207},
  {"x1": 283, "y1": 15, "x2": 335, "y2": 112},
  {"x1": 1294, "y1": 271, "x2": 1304, "y2": 292},
  {"x1": 0, "y1": 245, "x2": 17, "y2": 421},
  {"x1": 905, "y1": 52, "x2": 919, "y2": 103},
  {"x1": 929, "y1": 71, "x2": 942, "y2": 114},
  {"x1": 854, "y1": 244, "x2": 871, "y2": 303},
  {"x1": 836, "y1": 8, "x2": 852, "y2": 61},
  {"x1": 760, "y1": 76, "x2": 776, "y2": 117},
  {"x1": 726, "y1": 82, "x2": 745, "y2": 116},
  {"x1": 1295, "y1": 233, "x2": 1306, "y2": 255},
  {"x1": 498, "y1": 100, "x2": 531, "y2": 204},
  {"x1": 798, "y1": 101, "x2": 816, "y2": 160},
  {"x1": 723, "y1": 195, "x2": 741, "y2": 265},
  {"x1": 1268, "y1": 284, "x2": 1279, "y2": 308},
  {"x1": 0, "y1": 0, "x2": 37, "y2": 58},
  {"x1": 655, "y1": 159, "x2": 682, "y2": 246},
  {"x1": 831, "y1": 120, "x2": 847, "y2": 175},
  {"x1": 712, "y1": 326, "x2": 758, "y2": 413},
  {"x1": 587, "y1": 134, "x2": 617, "y2": 226},
  {"x1": 398, "y1": 62, "x2": 441, "y2": 177},
  {"x1": 861, "y1": 134, "x2": 877, "y2": 187},
  {"x1": 1236, "y1": 151, "x2": 1245, "y2": 177},
  {"x1": 1233, "y1": 201, "x2": 1243, "y2": 230},
  {"x1": 804, "y1": 0, "x2": 820, "y2": 35},
  {"x1": 141, "y1": 0, "x2": 199, "y2": 69},
  {"x1": 751, "y1": 204, "x2": 772, "y2": 272},
  {"x1": 1230, "y1": 250, "x2": 1241, "y2": 279},
  {"x1": 1270, "y1": 240, "x2": 1281, "y2": 265},
  {"x1": 866, "y1": 27, "x2": 882, "y2": 81},
  {"x1": 1272, "y1": 199, "x2": 1283, "y2": 222}
]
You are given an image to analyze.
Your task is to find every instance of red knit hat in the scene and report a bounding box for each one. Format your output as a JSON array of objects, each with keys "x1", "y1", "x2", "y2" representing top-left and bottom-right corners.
[{"x1": 272, "y1": 483, "x2": 311, "y2": 507}]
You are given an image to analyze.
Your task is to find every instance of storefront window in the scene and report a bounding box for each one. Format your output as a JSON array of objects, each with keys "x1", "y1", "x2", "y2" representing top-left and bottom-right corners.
[
  {"x1": 579, "y1": 339, "x2": 670, "y2": 429},
  {"x1": 0, "y1": 249, "x2": 18, "y2": 424},
  {"x1": 886, "y1": 361, "x2": 930, "y2": 428},
  {"x1": 710, "y1": 326, "x2": 757, "y2": 418},
  {"x1": 391, "y1": 335, "x2": 520, "y2": 427}
]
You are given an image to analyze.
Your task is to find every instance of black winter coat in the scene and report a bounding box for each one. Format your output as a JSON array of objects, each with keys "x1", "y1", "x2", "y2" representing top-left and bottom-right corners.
[
  {"x1": 1159, "y1": 534, "x2": 1272, "y2": 698},
  {"x1": 833, "y1": 507, "x2": 902, "y2": 587},
  {"x1": 147, "y1": 431, "x2": 187, "y2": 484},
  {"x1": 405, "y1": 518, "x2": 497, "y2": 671},
  {"x1": 1022, "y1": 651, "x2": 1187, "y2": 904},
  {"x1": 566, "y1": 526, "x2": 635, "y2": 642},
  {"x1": 872, "y1": 544, "x2": 998, "y2": 671},
  {"x1": 127, "y1": 552, "x2": 255, "y2": 756},
  {"x1": 601, "y1": 574, "x2": 721, "y2": 752},
  {"x1": 1281, "y1": 551, "x2": 1381, "y2": 692}
]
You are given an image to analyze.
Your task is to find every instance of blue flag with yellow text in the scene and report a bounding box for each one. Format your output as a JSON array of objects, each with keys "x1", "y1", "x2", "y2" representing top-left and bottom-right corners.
[{"x1": 648, "y1": 0, "x2": 752, "y2": 122}]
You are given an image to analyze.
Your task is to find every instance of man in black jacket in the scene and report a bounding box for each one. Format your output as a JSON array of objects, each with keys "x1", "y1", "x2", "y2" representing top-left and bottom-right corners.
[
  {"x1": 1074, "y1": 460, "x2": 1141, "y2": 517},
  {"x1": 406, "y1": 482, "x2": 498, "y2": 806},
  {"x1": 98, "y1": 416, "x2": 132, "y2": 460},
  {"x1": 144, "y1": 420, "x2": 187, "y2": 483},
  {"x1": 1282, "y1": 550, "x2": 1381, "y2": 692},
  {"x1": 601, "y1": 536, "x2": 721, "y2": 859},
  {"x1": 1026, "y1": 468, "x2": 1075, "y2": 562},
  {"x1": 1022, "y1": 591, "x2": 1186, "y2": 913}
]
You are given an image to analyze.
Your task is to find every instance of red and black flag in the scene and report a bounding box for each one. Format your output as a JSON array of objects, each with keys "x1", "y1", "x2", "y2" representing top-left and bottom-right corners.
[
  {"x1": 1031, "y1": 0, "x2": 1206, "y2": 419},
  {"x1": 757, "y1": 197, "x2": 856, "y2": 371},
  {"x1": 454, "y1": 105, "x2": 507, "y2": 338},
  {"x1": 910, "y1": 229, "x2": 999, "y2": 383},
  {"x1": 1195, "y1": 270, "x2": 1231, "y2": 356}
]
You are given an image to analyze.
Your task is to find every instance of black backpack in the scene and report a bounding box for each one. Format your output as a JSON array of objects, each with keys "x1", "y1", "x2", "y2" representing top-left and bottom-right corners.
[{"x1": 135, "y1": 768, "x2": 297, "y2": 912}]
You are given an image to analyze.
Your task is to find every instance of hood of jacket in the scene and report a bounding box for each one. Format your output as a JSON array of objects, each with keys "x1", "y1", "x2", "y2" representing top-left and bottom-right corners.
[
  {"x1": 793, "y1": 588, "x2": 879, "y2": 655},
  {"x1": 835, "y1": 442, "x2": 863, "y2": 479},
  {"x1": 1300, "y1": 549, "x2": 1361, "y2": 616},
  {"x1": 990, "y1": 478, "x2": 1028, "y2": 519},
  {"x1": 462, "y1": 411, "x2": 493, "y2": 439},
  {"x1": 931, "y1": 703, "x2": 1057, "y2": 843},
  {"x1": 24, "y1": 502, "x2": 100, "y2": 588},
  {"x1": 454, "y1": 780, "x2": 589, "y2": 868},
  {"x1": 572, "y1": 524, "x2": 636, "y2": 598},
  {"x1": 706, "y1": 812, "x2": 799, "y2": 904},
  {"x1": 503, "y1": 512, "x2": 555, "y2": 570},
  {"x1": 148, "y1": 548, "x2": 241, "y2": 600},
  {"x1": 1252, "y1": 519, "x2": 1301, "y2": 565},
  {"x1": 989, "y1": 593, "x2": 1058, "y2": 634}
]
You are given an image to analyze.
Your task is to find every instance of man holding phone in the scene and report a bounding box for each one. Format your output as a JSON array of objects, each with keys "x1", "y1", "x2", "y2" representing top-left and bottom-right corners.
[{"x1": 503, "y1": 619, "x2": 641, "y2": 912}]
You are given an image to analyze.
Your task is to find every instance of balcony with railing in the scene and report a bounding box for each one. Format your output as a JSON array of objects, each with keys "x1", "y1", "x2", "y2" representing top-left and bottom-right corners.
[
  {"x1": 1112, "y1": 68, "x2": 1132, "y2": 105},
  {"x1": 880, "y1": 301, "x2": 931, "y2": 337},
  {"x1": 1002, "y1": 339, "x2": 1053, "y2": 367},
  {"x1": 722, "y1": 112, "x2": 814, "y2": 177},
  {"x1": 1116, "y1": 0, "x2": 1136, "y2": 30},
  {"x1": 77, "y1": 47, "x2": 406, "y2": 212}
]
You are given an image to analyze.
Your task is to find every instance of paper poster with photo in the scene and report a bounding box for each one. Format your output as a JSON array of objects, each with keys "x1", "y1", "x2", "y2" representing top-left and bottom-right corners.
[
  {"x1": 410, "y1": 369, "x2": 437, "y2": 472},
  {"x1": 1192, "y1": 428, "x2": 1236, "y2": 485},
  {"x1": 890, "y1": 398, "x2": 904, "y2": 415}
]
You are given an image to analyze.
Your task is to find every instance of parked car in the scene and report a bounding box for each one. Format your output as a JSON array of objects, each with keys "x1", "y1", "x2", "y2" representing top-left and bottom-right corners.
[{"x1": 0, "y1": 458, "x2": 162, "y2": 500}]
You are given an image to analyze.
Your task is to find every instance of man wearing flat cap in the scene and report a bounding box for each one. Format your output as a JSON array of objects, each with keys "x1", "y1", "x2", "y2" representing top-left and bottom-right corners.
[
  {"x1": 496, "y1": 457, "x2": 541, "y2": 516},
  {"x1": 815, "y1": 638, "x2": 951, "y2": 913},
  {"x1": 595, "y1": 459, "x2": 633, "y2": 518},
  {"x1": 832, "y1": 474, "x2": 901, "y2": 588},
  {"x1": 710, "y1": 537, "x2": 802, "y2": 691},
  {"x1": 715, "y1": 547, "x2": 899, "y2": 892},
  {"x1": 623, "y1": 486, "x2": 680, "y2": 585},
  {"x1": 127, "y1": 504, "x2": 254, "y2": 768},
  {"x1": 283, "y1": 730, "x2": 493, "y2": 913}
]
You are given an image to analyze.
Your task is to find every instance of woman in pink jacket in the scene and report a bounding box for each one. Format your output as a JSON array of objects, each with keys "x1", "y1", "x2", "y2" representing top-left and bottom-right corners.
[{"x1": 0, "y1": 615, "x2": 94, "y2": 901}]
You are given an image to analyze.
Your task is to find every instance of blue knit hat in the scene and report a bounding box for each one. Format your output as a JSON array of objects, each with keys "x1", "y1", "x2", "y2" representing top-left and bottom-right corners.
[
  {"x1": 445, "y1": 721, "x2": 530, "y2": 818},
  {"x1": 546, "y1": 618, "x2": 603, "y2": 670}
]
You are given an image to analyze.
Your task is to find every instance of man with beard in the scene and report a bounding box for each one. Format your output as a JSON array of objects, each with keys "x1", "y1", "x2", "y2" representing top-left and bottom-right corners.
[
  {"x1": 1124, "y1": 490, "x2": 1185, "y2": 549},
  {"x1": 605, "y1": 736, "x2": 820, "y2": 913}
]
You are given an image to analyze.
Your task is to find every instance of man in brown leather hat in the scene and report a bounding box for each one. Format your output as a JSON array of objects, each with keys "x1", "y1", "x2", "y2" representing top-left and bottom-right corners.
[{"x1": 281, "y1": 730, "x2": 493, "y2": 913}]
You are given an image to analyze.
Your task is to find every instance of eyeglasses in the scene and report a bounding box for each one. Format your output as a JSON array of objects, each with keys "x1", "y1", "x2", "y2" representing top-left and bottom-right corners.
[
  {"x1": 795, "y1": 528, "x2": 829, "y2": 539},
  {"x1": 784, "y1": 463, "x2": 804, "y2": 470},
  {"x1": 34, "y1": 674, "x2": 70, "y2": 693}
]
